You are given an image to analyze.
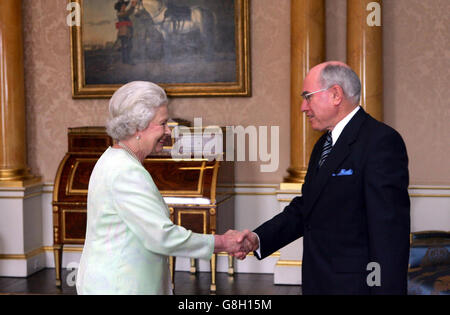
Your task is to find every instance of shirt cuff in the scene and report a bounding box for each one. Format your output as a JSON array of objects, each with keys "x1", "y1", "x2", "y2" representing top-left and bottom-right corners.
[{"x1": 253, "y1": 232, "x2": 262, "y2": 259}]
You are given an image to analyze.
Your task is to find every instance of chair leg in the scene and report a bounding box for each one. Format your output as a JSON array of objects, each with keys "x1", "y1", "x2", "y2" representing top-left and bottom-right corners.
[
  {"x1": 210, "y1": 253, "x2": 216, "y2": 293},
  {"x1": 228, "y1": 255, "x2": 234, "y2": 276},
  {"x1": 170, "y1": 256, "x2": 176, "y2": 292},
  {"x1": 53, "y1": 245, "x2": 63, "y2": 287},
  {"x1": 190, "y1": 258, "x2": 197, "y2": 274}
]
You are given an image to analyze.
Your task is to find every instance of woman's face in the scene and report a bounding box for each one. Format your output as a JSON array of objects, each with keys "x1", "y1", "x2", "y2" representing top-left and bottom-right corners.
[{"x1": 139, "y1": 105, "x2": 171, "y2": 154}]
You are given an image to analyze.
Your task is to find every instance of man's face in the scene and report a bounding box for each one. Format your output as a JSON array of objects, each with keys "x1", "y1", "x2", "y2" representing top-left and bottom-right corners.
[{"x1": 300, "y1": 69, "x2": 337, "y2": 131}]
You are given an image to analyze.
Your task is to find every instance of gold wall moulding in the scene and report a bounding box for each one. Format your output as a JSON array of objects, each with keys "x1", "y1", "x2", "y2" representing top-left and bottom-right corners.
[
  {"x1": 0, "y1": 168, "x2": 41, "y2": 187},
  {"x1": 276, "y1": 260, "x2": 302, "y2": 267},
  {"x1": 42, "y1": 246, "x2": 83, "y2": 253},
  {"x1": 0, "y1": 247, "x2": 45, "y2": 260},
  {"x1": 284, "y1": 167, "x2": 308, "y2": 185},
  {"x1": 409, "y1": 186, "x2": 450, "y2": 190},
  {"x1": 279, "y1": 182, "x2": 303, "y2": 191}
]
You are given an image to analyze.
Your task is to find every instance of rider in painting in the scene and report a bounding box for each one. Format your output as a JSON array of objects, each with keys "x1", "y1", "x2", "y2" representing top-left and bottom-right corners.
[{"x1": 115, "y1": 0, "x2": 138, "y2": 65}]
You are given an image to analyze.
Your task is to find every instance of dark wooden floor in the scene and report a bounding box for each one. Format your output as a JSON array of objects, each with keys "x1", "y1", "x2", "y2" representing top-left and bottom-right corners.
[{"x1": 0, "y1": 268, "x2": 302, "y2": 295}]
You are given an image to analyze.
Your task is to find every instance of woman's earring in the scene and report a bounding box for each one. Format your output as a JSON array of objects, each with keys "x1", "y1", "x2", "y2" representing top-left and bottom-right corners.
[{"x1": 136, "y1": 135, "x2": 141, "y2": 140}]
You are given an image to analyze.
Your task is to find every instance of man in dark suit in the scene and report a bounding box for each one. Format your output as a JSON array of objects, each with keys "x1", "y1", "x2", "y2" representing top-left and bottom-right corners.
[{"x1": 238, "y1": 61, "x2": 411, "y2": 294}]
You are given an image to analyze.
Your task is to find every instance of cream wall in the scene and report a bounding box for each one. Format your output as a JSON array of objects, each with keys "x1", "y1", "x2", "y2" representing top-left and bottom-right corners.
[
  {"x1": 383, "y1": 0, "x2": 450, "y2": 185},
  {"x1": 23, "y1": 0, "x2": 449, "y2": 186},
  {"x1": 325, "y1": 0, "x2": 450, "y2": 185},
  {"x1": 23, "y1": 0, "x2": 291, "y2": 185}
]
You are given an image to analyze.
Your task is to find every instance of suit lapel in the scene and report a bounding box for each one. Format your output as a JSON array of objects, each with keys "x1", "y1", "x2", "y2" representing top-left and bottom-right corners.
[{"x1": 303, "y1": 107, "x2": 368, "y2": 219}]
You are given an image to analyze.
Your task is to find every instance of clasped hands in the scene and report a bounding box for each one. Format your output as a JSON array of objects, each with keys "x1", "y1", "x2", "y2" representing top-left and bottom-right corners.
[{"x1": 214, "y1": 230, "x2": 259, "y2": 260}]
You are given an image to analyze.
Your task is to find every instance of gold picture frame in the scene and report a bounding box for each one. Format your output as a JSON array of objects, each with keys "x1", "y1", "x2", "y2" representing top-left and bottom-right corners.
[{"x1": 70, "y1": 0, "x2": 251, "y2": 98}]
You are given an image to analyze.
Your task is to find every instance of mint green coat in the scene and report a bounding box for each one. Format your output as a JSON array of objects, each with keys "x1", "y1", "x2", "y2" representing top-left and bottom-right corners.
[{"x1": 76, "y1": 147, "x2": 214, "y2": 294}]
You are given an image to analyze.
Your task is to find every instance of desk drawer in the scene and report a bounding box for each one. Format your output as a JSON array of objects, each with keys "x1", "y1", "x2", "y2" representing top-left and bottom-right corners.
[
  {"x1": 171, "y1": 207, "x2": 216, "y2": 234},
  {"x1": 61, "y1": 208, "x2": 87, "y2": 243}
]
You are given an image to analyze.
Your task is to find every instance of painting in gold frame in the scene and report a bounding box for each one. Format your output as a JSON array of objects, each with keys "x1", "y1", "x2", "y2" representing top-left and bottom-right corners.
[{"x1": 70, "y1": 0, "x2": 251, "y2": 98}]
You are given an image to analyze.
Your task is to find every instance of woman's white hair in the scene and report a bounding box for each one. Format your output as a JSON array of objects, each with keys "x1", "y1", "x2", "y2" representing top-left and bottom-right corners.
[
  {"x1": 106, "y1": 81, "x2": 168, "y2": 140},
  {"x1": 320, "y1": 64, "x2": 361, "y2": 105}
]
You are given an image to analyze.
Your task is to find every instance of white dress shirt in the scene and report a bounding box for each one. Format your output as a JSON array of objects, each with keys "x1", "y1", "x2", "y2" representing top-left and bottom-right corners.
[{"x1": 330, "y1": 106, "x2": 360, "y2": 145}]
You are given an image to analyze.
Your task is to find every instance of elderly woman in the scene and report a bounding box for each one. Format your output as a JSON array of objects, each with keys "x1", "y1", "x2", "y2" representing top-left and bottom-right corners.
[{"x1": 76, "y1": 81, "x2": 243, "y2": 294}]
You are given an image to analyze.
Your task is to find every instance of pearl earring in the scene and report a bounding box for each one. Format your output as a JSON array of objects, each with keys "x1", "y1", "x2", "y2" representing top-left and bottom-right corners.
[{"x1": 136, "y1": 135, "x2": 141, "y2": 140}]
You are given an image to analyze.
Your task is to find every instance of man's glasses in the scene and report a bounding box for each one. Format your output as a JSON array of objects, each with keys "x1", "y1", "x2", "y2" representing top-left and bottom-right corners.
[{"x1": 301, "y1": 87, "x2": 330, "y2": 103}]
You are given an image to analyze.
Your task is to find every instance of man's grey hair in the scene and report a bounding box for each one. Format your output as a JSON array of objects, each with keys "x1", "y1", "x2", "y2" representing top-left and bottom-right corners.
[
  {"x1": 106, "y1": 81, "x2": 168, "y2": 140},
  {"x1": 319, "y1": 64, "x2": 361, "y2": 105}
]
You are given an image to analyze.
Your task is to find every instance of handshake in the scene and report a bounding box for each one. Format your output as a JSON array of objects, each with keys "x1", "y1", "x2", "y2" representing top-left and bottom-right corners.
[{"x1": 214, "y1": 230, "x2": 259, "y2": 260}]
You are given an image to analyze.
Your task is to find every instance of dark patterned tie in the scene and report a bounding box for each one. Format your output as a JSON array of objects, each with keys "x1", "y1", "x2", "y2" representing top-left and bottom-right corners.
[{"x1": 318, "y1": 131, "x2": 332, "y2": 168}]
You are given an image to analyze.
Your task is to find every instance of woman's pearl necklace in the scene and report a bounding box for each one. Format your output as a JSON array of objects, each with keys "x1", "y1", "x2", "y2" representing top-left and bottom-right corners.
[{"x1": 118, "y1": 141, "x2": 141, "y2": 163}]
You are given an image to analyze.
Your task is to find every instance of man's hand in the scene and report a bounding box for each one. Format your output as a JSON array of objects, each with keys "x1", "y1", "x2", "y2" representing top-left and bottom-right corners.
[
  {"x1": 233, "y1": 229, "x2": 259, "y2": 260},
  {"x1": 214, "y1": 230, "x2": 246, "y2": 254}
]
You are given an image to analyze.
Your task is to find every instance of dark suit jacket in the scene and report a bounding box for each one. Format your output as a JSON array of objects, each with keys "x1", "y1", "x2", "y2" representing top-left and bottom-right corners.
[{"x1": 254, "y1": 108, "x2": 410, "y2": 294}]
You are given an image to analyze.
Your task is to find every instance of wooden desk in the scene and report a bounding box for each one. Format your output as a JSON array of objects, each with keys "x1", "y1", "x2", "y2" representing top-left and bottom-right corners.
[{"x1": 52, "y1": 126, "x2": 234, "y2": 293}]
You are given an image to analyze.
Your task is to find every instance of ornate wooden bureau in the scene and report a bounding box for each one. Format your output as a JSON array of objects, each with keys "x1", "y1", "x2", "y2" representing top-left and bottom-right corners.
[{"x1": 52, "y1": 126, "x2": 234, "y2": 292}]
